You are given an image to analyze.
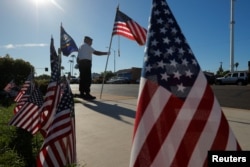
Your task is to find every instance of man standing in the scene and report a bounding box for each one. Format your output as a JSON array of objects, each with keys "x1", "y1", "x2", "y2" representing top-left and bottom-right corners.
[{"x1": 77, "y1": 36, "x2": 109, "y2": 100}]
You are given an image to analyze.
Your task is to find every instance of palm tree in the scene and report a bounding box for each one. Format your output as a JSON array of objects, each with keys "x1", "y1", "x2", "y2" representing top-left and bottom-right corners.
[{"x1": 234, "y1": 62, "x2": 239, "y2": 71}]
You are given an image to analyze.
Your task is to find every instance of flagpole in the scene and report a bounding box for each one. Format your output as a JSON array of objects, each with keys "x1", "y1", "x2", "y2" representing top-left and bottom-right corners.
[
  {"x1": 100, "y1": 35, "x2": 113, "y2": 99},
  {"x1": 59, "y1": 23, "x2": 62, "y2": 76},
  {"x1": 58, "y1": 35, "x2": 62, "y2": 77},
  {"x1": 100, "y1": 6, "x2": 119, "y2": 99}
]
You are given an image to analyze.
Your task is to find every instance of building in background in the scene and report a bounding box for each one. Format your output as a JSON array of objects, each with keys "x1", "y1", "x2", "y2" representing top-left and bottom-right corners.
[{"x1": 115, "y1": 67, "x2": 141, "y2": 83}]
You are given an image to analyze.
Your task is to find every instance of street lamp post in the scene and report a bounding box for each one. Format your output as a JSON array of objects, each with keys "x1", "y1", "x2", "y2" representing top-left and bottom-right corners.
[
  {"x1": 71, "y1": 55, "x2": 76, "y2": 75},
  {"x1": 113, "y1": 49, "x2": 116, "y2": 73},
  {"x1": 68, "y1": 60, "x2": 73, "y2": 76},
  {"x1": 106, "y1": 47, "x2": 116, "y2": 73}
]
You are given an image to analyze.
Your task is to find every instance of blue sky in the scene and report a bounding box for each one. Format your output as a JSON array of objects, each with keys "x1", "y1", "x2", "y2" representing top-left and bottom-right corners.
[{"x1": 1, "y1": 0, "x2": 250, "y2": 76}]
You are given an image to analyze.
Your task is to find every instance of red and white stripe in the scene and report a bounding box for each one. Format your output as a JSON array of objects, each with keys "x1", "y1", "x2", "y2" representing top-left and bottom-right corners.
[
  {"x1": 14, "y1": 91, "x2": 25, "y2": 102},
  {"x1": 127, "y1": 20, "x2": 147, "y2": 45},
  {"x1": 14, "y1": 81, "x2": 31, "y2": 102},
  {"x1": 13, "y1": 93, "x2": 31, "y2": 114},
  {"x1": 113, "y1": 20, "x2": 147, "y2": 46},
  {"x1": 130, "y1": 71, "x2": 241, "y2": 167},
  {"x1": 9, "y1": 102, "x2": 41, "y2": 134},
  {"x1": 38, "y1": 82, "x2": 61, "y2": 137},
  {"x1": 37, "y1": 109, "x2": 76, "y2": 166}
]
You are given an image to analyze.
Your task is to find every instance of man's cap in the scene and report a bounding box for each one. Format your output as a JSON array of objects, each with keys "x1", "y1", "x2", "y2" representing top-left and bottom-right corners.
[{"x1": 84, "y1": 36, "x2": 92, "y2": 41}]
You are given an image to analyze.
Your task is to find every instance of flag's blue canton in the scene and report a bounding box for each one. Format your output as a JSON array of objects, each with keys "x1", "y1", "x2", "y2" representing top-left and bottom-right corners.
[
  {"x1": 143, "y1": 0, "x2": 201, "y2": 99},
  {"x1": 56, "y1": 83, "x2": 74, "y2": 115},
  {"x1": 27, "y1": 73, "x2": 34, "y2": 82},
  {"x1": 115, "y1": 10, "x2": 131, "y2": 22},
  {"x1": 24, "y1": 73, "x2": 34, "y2": 95},
  {"x1": 50, "y1": 38, "x2": 61, "y2": 82},
  {"x1": 27, "y1": 88, "x2": 44, "y2": 107}
]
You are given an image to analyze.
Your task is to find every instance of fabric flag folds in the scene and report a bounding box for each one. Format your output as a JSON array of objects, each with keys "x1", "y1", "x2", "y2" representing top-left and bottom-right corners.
[
  {"x1": 9, "y1": 87, "x2": 44, "y2": 134},
  {"x1": 129, "y1": 0, "x2": 241, "y2": 167},
  {"x1": 4, "y1": 80, "x2": 16, "y2": 93},
  {"x1": 112, "y1": 8, "x2": 147, "y2": 46},
  {"x1": 60, "y1": 25, "x2": 78, "y2": 56},
  {"x1": 38, "y1": 37, "x2": 62, "y2": 137},
  {"x1": 37, "y1": 81, "x2": 76, "y2": 167},
  {"x1": 14, "y1": 73, "x2": 34, "y2": 102},
  {"x1": 13, "y1": 73, "x2": 34, "y2": 114}
]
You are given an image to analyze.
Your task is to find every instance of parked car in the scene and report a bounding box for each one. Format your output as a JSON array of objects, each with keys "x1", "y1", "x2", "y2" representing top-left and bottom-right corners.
[
  {"x1": 106, "y1": 77, "x2": 130, "y2": 84},
  {"x1": 70, "y1": 76, "x2": 79, "y2": 84},
  {"x1": 215, "y1": 71, "x2": 248, "y2": 85},
  {"x1": 203, "y1": 71, "x2": 215, "y2": 85}
]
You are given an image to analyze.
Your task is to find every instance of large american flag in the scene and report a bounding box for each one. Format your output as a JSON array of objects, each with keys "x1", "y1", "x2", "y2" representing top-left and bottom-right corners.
[
  {"x1": 129, "y1": 0, "x2": 241, "y2": 167},
  {"x1": 9, "y1": 88, "x2": 44, "y2": 134},
  {"x1": 37, "y1": 82, "x2": 76, "y2": 167},
  {"x1": 38, "y1": 37, "x2": 61, "y2": 137},
  {"x1": 112, "y1": 8, "x2": 147, "y2": 46}
]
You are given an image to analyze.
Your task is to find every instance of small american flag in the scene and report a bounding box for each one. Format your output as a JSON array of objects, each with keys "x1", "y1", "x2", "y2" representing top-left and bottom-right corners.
[
  {"x1": 38, "y1": 37, "x2": 61, "y2": 137},
  {"x1": 4, "y1": 80, "x2": 16, "y2": 93},
  {"x1": 13, "y1": 73, "x2": 34, "y2": 114},
  {"x1": 37, "y1": 82, "x2": 76, "y2": 166},
  {"x1": 9, "y1": 87, "x2": 44, "y2": 134},
  {"x1": 112, "y1": 8, "x2": 147, "y2": 46},
  {"x1": 129, "y1": 0, "x2": 241, "y2": 167},
  {"x1": 14, "y1": 73, "x2": 34, "y2": 102}
]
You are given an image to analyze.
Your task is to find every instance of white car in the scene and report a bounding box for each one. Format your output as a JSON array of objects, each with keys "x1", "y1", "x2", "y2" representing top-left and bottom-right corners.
[
  {"x1": 106, "y1": 77, "x2": 130, "y2": 84},
  {"x1": 215, "y1": 71, "x2": 248, "y2": 85}
]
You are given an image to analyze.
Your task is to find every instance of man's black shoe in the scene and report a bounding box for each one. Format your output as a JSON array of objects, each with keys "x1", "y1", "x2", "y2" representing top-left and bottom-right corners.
[
  {"x1": 85, "y1": 94, "x2": 96, "y2": 100},
  {"x1": 80, "y1": 93, "x2": 85, "y2": 97}
]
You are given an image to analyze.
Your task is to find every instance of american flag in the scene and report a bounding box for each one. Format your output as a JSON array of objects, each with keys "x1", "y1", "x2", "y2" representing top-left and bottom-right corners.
[
  {"x1": 13, "y1": 73, "x2": 34, "y2": 114},
  {"x1": 4, "y1": 80, "x2": 16, "y2": 93},
  {"x1": 38, "y1": 37, "x2": 61, "y2": 137},
  {"x1": 37, "y1": 82, "x2": 76, "y2": 166},
  {"x1": 14, "y1": 73, "x2": 34, "y2": 102},
  {"x1": 129, "y1": 0, "x2": 241, "y2": 167},
  {"x1": 9, "y1": 87, "x2": 44, "y2": 134},
  {"x1": 112, "y1": 8, "x2": 147, "y2": 46}
]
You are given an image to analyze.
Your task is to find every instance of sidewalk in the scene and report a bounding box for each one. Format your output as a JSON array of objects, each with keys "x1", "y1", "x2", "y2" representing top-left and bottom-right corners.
[{"x1": 74, "y1": 94, "x2": 250, "y2": 167}]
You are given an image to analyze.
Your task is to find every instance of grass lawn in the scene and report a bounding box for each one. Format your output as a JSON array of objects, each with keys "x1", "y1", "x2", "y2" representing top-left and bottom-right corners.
[{"x1": 0, "y1": 104, "x2": 43, "y2": 166}]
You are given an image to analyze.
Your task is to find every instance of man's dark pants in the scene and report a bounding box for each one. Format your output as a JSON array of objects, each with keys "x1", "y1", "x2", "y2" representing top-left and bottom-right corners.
[{"x1": 78, "y1": 59, "x2": 92, "y2": 95}]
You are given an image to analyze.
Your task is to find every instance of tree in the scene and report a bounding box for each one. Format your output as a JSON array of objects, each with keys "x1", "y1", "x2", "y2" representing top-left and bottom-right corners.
[
  {"x1": 0, "y1": 54, "x2": 34, "y2": 89},
  {"x1": 35, "y1": 74, "x2": 50, "y2": 80},
  {"x1": 234, "y1": 62, "x2": 239, "y2": 71},
  {"x1": 100, "y1": 71, "x2": 115, "y2": 81},
  {"x1": 216, "y1": 62, "x2": 224, "y2": 76}
]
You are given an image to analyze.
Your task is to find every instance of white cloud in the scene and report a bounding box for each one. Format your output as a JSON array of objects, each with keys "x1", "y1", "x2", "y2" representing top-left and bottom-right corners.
[
  {"x1": 4, "y1": 44, "x2": 15, "y2": 49},
  {"x1": 0, "y1": 43, "x2": 48, "y2": 49}
]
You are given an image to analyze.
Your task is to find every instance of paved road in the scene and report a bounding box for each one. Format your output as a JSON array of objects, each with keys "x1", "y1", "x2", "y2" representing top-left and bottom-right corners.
[
  {"x1": 71, "y1": 84, "x2": 250, "y2": 110},
  {"x1": 211, "y1": 85, "x2": 250, "y2": 110}
]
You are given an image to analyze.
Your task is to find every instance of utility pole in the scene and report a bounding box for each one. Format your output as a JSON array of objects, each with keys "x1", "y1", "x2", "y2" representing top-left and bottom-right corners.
[
  {"x1": 230, "y1": 0, "x2": 235, "y2": 72},
  {"x1": 106, "y1": 47, "x2": 116, "y2": 73}
]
